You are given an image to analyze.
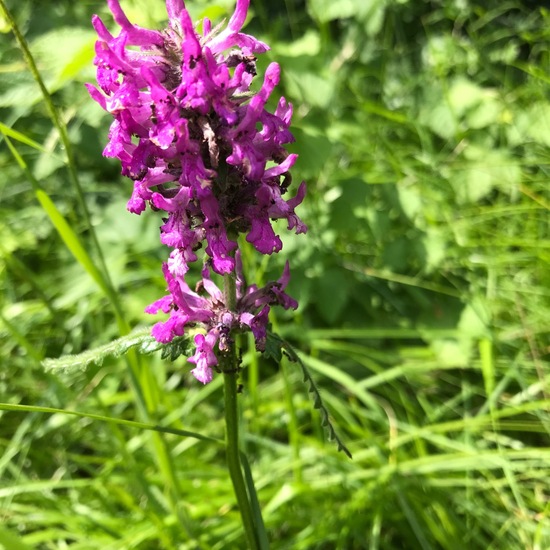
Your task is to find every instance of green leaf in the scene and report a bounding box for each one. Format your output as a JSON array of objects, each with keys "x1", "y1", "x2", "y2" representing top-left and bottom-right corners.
[
  {"x1": 452, "y1": 147, "x2": 520, "y2": 203},
  {"x1": 289, "y1": 125, "x2": 333, "y2": 179},
  {"x1": 269, "y1": 331, "x2": 353, "y2": 459},
  {"x1": 523, "y1": 102, "x2": 550, "y2": 147},
  {"x1": 447, "y1": 78, "x2": 486, "y2": 117},
  {"x1": 308, "y1": 0, "x2": 385, "y2": 29},
  {"x1": 0, "y1": 121, "x2": 49, "y2": 152},
  {"x1": 272, "y1": 30, "x2": 321, "y2": 57},
  {"x1": 160, "y1": 335, "x2": 195, "y2": 362},
  {"x1": 423, "y1": 102, "x2": 457, "y2": 140},
  {"x1": 240, "y1": 453, "x2": 270, "y2": 550},
  {"x1": 264, "y1": 331, "x2": 283, "y2": 363},
  {"x1": 42, "y1": 327, "x2": 165, "y2": 372},
  {"x1": 30, "y1": 27, "x2": 96, "y2": 88},
  {"x1": 313, "y1": 266, "x2": 351, "y2": 324},
  {"x1": 284, "y1": 69, "x2": 335, "y2": 108},
  {"x1": 0, "y1": 132, "x2": 113, "y2": 304},
  {"x1": 0, "y1": 403, "x2": 220, "y2": 444}
]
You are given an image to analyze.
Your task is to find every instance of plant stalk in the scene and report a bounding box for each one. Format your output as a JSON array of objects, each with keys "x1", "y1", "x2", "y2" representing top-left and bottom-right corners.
[{"x1": 222, "y1": 273, "x2": 260, "y2": 550}]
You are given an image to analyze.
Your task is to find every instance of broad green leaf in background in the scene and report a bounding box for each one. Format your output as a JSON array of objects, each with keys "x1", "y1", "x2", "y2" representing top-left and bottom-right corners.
[
  {"x1": 30, "y1": 28, "x2": 96, "y2": 89},
  {"x1": 0, "y1": 525, "x2": 33, "y2": 550},
  {"x1": 521, "y1": 101, "x2": 550, "y2": 148},
  {"x1": 450, "y1": 147, "x2": 521, "y2": 204},
  {"x1": 308, "y1": 0, "x2": 386, "y2": 33}
]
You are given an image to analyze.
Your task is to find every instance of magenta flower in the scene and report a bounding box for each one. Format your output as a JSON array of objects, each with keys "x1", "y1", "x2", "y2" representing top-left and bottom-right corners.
[{"x1": 89, "y1": 0, "x2": 306, "y2": 383}]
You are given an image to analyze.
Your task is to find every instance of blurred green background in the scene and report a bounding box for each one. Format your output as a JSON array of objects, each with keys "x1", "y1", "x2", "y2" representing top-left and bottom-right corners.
[{"x1": 1, "y1": 0, "x2": 550, "y2": 548}]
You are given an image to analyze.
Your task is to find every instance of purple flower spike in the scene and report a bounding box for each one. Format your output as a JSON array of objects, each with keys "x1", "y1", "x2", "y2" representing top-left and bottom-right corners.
[{"x1": 90, "y1": 0, "x2": 307, "y2": 382}]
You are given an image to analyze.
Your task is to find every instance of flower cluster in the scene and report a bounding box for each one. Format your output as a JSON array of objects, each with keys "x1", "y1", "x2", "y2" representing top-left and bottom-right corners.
[
  {"x1": 88, "y1": 0, "x2": 306, "y2": 383},
  {"x1": 145, "y1": 252, "x2": 296, "y2": 383}
]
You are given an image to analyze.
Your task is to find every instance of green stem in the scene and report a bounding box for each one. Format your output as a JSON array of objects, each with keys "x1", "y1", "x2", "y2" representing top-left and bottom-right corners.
[
  {"x1": 222, "y1": 274, "x2": 260, "y2": 550},
  {"x1": 224, "y1": 371, "x2": 259, "y2": 549}
]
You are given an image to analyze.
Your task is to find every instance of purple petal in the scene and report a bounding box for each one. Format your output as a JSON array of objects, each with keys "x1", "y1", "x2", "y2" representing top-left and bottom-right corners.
[
  {"x1": 273, "y1": 262, "x2": 298, "y2": 310},
  {"x1": 91, "y1": 14, "x2": 114, "y2": 41},
  {"x1": 227, "y1": 0, "x2": 249, "y2": 31},
  {"x1": 151, "y1": 312, "x2": 188, "y2": 343},
  {"x1": 246, "y1": 216, "x2": 282, "y2": 255},
  {"x1": 145, "y1": 294, "x2": 173, "y2": 314}
]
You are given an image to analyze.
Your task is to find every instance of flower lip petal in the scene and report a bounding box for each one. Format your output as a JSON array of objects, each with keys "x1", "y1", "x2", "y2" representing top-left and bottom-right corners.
[
  {"x1": 166, "y1": 0, "x2": 185, "y2": 20},
  {"x1": 91, "y1": 14, "x2": 114, "y2": 41},
  {"x1": 106, "y1": 0, "x2": 164, "y2": 45},
  {"x1": 263, "y1": 153, "x2": 297, "y2": 179},
  {"x1": 227, "y1": 0, "x2": 250, "y2": 32}
]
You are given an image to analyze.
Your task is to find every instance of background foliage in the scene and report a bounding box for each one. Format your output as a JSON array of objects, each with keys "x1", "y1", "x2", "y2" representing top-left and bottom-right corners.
[{"x1": 1, "y1": 0, "x2": 549, "y2": 548}]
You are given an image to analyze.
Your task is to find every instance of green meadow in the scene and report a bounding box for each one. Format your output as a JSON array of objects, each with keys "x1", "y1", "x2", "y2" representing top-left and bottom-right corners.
[{"x1": 1, "y1": 0, "x2": 549, "y2": 548}]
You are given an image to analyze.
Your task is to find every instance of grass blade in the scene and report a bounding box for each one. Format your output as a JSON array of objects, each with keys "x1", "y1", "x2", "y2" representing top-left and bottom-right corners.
[{"x1": 0, "y1": 402, "x2": 221, "y2": 444}]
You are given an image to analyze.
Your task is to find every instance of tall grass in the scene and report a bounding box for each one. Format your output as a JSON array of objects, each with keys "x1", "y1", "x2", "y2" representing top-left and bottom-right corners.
[{"x1": 0, "y1": 0, "x2": 549, "y2": 548}]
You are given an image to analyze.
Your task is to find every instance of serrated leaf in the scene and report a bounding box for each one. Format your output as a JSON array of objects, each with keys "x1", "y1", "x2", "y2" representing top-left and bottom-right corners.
[
  {"x1": 160, "y1": 335, "x2": 194, "y2": 362},
  {"x1": 42, "y1": 327, "x2": 167, "y2": 372},
  {"x1": 268, "y1": 331, "x2": 352, "y2": 459},
  {"x1": 264, "y1": 331, "x2": 284, "y2": 363}
]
